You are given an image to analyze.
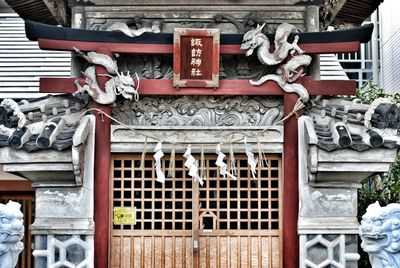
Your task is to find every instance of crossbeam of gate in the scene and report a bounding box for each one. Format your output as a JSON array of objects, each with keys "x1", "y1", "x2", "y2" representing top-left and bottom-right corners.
[{"x1": 37, "y1": 38, "x2": 360, "y2": 55}]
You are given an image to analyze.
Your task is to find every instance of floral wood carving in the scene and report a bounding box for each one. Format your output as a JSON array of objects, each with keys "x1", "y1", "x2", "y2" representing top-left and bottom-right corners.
[{"x1": 113, "y1": 96, "x2": 283, "y2": 127}]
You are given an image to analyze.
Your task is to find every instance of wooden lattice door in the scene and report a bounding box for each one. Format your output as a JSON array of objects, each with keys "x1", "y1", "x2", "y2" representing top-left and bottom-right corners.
[{"x1": 111, "y1": 154, "x2": 282, "y2": 267}]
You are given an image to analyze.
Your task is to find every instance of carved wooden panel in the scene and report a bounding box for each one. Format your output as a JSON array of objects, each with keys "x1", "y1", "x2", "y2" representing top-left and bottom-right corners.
[
  {"x1": 113, "y1": 95, "x2": 283, "y2": 127},
  {"x1": 111, "y1": 153, "x2": 282, "y2": 267}
]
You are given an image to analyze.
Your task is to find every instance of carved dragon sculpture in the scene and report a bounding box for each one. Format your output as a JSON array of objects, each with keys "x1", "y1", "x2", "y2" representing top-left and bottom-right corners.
[
  {"x1": 74, "y1": 48, "x2": 140, "y2": 105},
  {"x1": 106, "y1": 20, "x2": 161, "y2": 37},
  {"x1": 240, "y1": 23, "x2": 312, "y2": 102},
  {"x1": 0, "y1": 201, "x2": 24, "y2": 268},
  {"x1": 360, "y1": 202, "x2": 400, "y2": 268}
]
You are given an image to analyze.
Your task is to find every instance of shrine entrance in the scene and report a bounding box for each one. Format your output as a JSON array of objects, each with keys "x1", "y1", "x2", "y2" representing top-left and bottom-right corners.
[{"x1": 110, "y1": 153, "x2": 282, "y2": 267}]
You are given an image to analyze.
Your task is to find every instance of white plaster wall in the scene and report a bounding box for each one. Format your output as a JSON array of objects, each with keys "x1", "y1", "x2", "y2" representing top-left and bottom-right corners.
[{"x1": 379, "y1": 0, "x2": 400, "y2": 93}]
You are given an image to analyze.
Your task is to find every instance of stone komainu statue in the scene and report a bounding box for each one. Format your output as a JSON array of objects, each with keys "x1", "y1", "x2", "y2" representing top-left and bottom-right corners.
[
  {"x1": 360, "y1": 202, "x2": 400, "y2": 268},
  {"x1": 0, "y1": 201, "x2": 24, "y2": 268}
]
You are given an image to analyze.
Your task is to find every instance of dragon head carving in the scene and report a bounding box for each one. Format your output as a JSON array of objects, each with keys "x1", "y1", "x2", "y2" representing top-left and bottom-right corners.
[
  {"x1": 360, "y1": 202, "x2": 400, "y2": 268},
  {"x1": 240, "y1": 23, "x2": 269, "y2": 56},
  {"x1": 114, "y1": 71, "x2": 140, "y2": 101},
  {"x1": 0, "y1": 201, "x2": 24, "y2": 268}
]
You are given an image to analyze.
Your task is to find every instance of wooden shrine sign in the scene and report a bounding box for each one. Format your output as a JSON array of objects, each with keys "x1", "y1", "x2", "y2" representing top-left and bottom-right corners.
[{"x1": 173, "y1": 29, "x2": 220, "y2": 88}]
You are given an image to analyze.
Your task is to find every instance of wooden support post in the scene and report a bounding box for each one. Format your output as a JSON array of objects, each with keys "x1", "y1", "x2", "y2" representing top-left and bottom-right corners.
[
  {"x1": 283, "y1": 93, "x2": 301, "y2": 268},
  {"x1": 306, "y1": 5, "x2": 321, "y2": 80},
  {"x1": 93, "y1": 50, "x2": 112, "y2": 268}
]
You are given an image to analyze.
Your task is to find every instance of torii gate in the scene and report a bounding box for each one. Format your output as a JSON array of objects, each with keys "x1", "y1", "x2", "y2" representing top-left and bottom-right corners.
[{"x1": 28, "y1": 20, "x2": 371, "y2": 268}]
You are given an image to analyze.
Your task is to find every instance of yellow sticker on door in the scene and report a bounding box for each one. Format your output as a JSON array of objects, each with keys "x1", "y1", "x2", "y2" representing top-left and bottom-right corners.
[{"x1": 113, "y1": 207, "x2": 137, "y2": 225}]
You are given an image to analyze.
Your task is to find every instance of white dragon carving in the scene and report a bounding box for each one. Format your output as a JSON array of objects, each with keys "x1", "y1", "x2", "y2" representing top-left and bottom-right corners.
[
  {"x1": 74, "y1": 48, "x2": 139, "y2": 105},
  {"x1": 0, "y1": 201, "x2": 24, "y2": 268},
  {"x1": 240, "y1": 23, "x2": 312, "y2": 102},
  {"x1": 360, "y1": 202, "x2": 400, "y2": 268},
  {"x1": 106, "y1": 21, "x2": 161, "y2": 37}
]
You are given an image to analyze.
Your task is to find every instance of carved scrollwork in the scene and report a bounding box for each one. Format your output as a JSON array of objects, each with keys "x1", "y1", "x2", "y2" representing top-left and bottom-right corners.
[{"x1": 113, "y1": 96, "x2": 283, "y2": 127}]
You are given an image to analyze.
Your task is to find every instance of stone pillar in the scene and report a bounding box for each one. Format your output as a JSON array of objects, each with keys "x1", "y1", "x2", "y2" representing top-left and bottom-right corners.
[
  {"x1": 28, "y1": 116, "x2": 96, "y2": 267},
  {"x1": 298, "y1": 116, "x2": 360, "y2": 267},
  {"x1": 297, "y1": 175, "x2": 360, "y2": 267},
  {"x1": 31, "y1": 187, "x2": 94, "y2": 267}
]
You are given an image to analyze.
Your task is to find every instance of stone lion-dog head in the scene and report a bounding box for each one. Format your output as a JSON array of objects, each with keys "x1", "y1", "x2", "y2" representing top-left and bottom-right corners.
[
  {"x1": 0, "y1": 201, "x2": 24, "y2": 268},
  {"x1": 360, "y1": 202, "x2": 400, "y2": 268}
]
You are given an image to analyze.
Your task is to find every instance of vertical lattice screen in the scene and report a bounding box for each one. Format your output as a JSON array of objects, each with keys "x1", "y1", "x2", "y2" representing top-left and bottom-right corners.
[
  {"x1": 112, "y1": 154, "x2": 281, "y2": 231},
  {"x1": 199, "y1": 155, "x2": 281, "y2": 230},
  {"x1": 113, "y1": 156, "x2": 193, "y2": 230}
]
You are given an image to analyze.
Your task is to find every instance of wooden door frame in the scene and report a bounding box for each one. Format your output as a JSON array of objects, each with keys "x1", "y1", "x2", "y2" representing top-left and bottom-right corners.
[{"x1": 98, "y1": 95, "x2": 302, "y2": 268}]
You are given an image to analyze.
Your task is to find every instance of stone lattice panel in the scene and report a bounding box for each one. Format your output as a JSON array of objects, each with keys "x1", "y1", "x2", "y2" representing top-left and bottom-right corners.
[
  {"x1": 33, "y1": 235, "x2": 94, "y2": 268},
  {"x1": 300, "y1": 234, "x2": 359, "y2": 268}
]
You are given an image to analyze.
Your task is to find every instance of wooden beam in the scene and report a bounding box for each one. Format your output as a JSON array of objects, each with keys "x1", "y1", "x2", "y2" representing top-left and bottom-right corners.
[
  {"x1": 41, "y1": 0, "x2": 68, "y2": 26},
  {"x1": 40, "y1": 77, "x2": 356, "y2": 96},
  {"x1": 0, "y1": 180, "x2": 34, "y2": 192},
  {"x1": 38, "y1": 38, "x2": 361, "y2": 54},
  {"x1": 325, "y1": 0, "x2": 348, "y2": 27}
]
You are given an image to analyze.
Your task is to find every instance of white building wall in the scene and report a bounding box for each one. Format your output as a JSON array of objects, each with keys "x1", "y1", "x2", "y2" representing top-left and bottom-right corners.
[
  {"x1": 0, "y1": 13, "x2": 70, "y2": 99},
  {"x1": 379, "y1": 0, "x2": 400, "y2": 93}
]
